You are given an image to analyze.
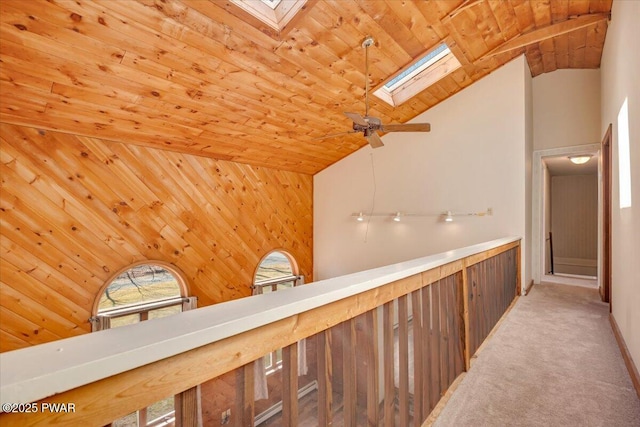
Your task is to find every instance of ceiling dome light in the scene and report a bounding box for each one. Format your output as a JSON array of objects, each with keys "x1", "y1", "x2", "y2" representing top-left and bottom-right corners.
[
  {"x1": 569, "y1": 155, "x2": 592, "y2": 165},
  {"x1": 393, "y1": 212, "x2": 401, "y2": 222}
]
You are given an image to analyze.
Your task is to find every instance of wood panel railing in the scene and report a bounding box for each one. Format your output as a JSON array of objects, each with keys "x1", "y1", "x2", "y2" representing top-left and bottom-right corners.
[{"x1": 0, "y1": 238, "x2": 520, "y2": 426}]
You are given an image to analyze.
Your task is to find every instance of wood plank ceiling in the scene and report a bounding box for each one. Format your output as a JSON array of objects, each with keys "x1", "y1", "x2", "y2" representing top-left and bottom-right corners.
[{"x1": 0, "y1": 0, "x2": 612, "y2": 175}]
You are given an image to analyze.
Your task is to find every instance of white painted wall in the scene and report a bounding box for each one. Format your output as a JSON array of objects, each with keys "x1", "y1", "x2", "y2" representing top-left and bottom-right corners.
[
  {"x1": 314, "y1": 56, "x2": 531, "y2": 287},
  {"x1": 533, "y1": 69, "x2": 601, "y2": 150},
  {"x1": 600, "y1": 0, "x2": 640, "y2": 371}
]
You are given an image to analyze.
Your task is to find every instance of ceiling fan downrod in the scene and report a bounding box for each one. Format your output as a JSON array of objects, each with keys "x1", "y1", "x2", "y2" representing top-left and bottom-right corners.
[{"x1": 362, "y1": 36, "x2": 374, "y2": 118}]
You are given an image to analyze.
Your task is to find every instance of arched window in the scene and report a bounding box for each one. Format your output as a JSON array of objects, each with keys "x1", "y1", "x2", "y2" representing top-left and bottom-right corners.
[
  {"x1": 252, "y1": 250, "x2": 302, "y2": 296},
  {"x1": 253, "y1": 251, "x2": 301, "y2": 377},
  {"x1": 92, "y1": 262, "x2": 197, "y2": 427},
  {"x1": 252, "y1": 251, "x2": 308, "y2": 424}
]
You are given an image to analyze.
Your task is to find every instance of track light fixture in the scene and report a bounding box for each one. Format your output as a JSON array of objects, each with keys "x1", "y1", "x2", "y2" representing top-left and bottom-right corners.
[{"x1": 351, "y1": 208, "x2": 493, "y2": 222}]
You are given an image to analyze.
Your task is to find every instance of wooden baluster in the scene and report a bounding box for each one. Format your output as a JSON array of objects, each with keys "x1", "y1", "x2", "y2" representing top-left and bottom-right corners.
[
  {"x1": 383, "y1": 301, "x2": 395, "y2": 427},
  {"x1": 430, "y1": 281, "x2": 441, "y2": 410},
  {"x1": 234, "y1": 365, "x2": 254, "y2": 427},
  {"x1": 343, "y1": 319, "x2": 357, "y2": 426},
  {"x1": 461, "y1": 264, "x2": 471, "y2": 371},
  {"x1": 317, "y1": 330, "x2": 333, "y2": 427},
  {"x1": 398, "y1": 295, "x2": 410, "y2": 426},
  {"x1": 421, "y1": 285, "x2": 432, "y2": 413},
  {"x1": 447, "y1": 276, "x2": 457, "y2": 386},
  {"x1": 411, "y1": 290, "x2": 424, "y2": 424},
  {"x1": 364, "y1": 310, "x2": 379, "y2": 426},
  {"x1": 282, "y1": 344, "x2": 298, "y2": 426},
  {"x1": 438, "y1": 279, "x2": 449, "y2": 396},
  {"x1": 176, "y1": 387, "x2": 200, "y2": 427}
]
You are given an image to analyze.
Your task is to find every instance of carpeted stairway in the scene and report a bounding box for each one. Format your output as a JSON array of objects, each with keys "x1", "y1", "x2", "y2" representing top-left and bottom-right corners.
[{"x1": 433, "y1": 282, "x2": 640, "y2": 427}]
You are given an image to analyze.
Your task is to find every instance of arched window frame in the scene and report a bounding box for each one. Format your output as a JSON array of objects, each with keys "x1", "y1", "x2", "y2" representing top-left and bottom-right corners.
[
  {"x1": 90, "y1": 261, "x2": 195, "y2": 332},
  {"x1": 252, "y1": 250, "x2": 304, "y2": 296}
]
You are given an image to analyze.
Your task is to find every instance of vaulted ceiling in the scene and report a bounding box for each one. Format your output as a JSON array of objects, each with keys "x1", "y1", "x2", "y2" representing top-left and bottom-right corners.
[{"x1": 0, "y1": 0, "x2": 612, "y2": 174}]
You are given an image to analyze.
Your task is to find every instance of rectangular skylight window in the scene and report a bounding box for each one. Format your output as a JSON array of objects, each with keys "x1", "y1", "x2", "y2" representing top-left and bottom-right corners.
[
  {"x1": 261, "y1": 0, "x2": 281, "y2": 10},
  {"x1": 384, "y1": 44, "x2": 451, "y2": 90},
  {"x1": 374, "y1": 43, "x2": 461, "y2": 107},
  {"x1": 230, "y1": 0, "x2": 305, "y2": 31}
]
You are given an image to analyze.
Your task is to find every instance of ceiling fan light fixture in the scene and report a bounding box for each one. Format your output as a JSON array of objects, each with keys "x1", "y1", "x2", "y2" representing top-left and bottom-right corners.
[{"x1": 569, "y1": 155, "x2": 592, "y2": 165}]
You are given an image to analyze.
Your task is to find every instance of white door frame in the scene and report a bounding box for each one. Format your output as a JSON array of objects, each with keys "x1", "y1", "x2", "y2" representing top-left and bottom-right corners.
[{"x1": 531, "y1": 143, "x2": 601, "y2": 285}]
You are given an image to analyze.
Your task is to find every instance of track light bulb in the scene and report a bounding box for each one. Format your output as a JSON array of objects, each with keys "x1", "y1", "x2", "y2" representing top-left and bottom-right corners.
[
  {"x1": 393, "y1": 212, "x2": 401, "y2": 222},
  {"x1": 445, "y1": 211, "x2": 453, "y2": 222}
]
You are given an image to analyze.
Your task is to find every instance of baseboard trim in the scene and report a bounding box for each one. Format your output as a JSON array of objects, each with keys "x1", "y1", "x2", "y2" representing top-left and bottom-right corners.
[
  {"x1": 524, "y1": 280, "x2": 534, "y2": 296},
  {"x1": 609, "y1": 314, "x2": 640, "y2": 400}
]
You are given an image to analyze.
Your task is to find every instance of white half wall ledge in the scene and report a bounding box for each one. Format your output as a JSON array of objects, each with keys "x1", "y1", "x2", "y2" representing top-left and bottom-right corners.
[{"x1": 0, "y1": 236, "x2": 521, "y2": 406}]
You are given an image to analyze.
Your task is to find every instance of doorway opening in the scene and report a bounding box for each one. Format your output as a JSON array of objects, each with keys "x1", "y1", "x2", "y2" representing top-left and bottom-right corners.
[{"x1": 532, "y1": 143, "x2": 601, "y2": 292}]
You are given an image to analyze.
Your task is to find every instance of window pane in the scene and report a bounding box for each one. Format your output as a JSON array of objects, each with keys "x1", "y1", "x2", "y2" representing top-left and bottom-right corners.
[
  {"x1": 264, "y1": 352, "x2": 272, "y2": 369},
  {"x1": 109, "y1": 313, "x2": 140, "y2": 328},
  {"x1": 148, "y1": 305, "x2": 182, "y2": 320},
  {"x1": 112, "y1": 411, "x2": 138, "y2": 427},
  {"x1": 275, "y1": 281, "x2": 294, "y2": 291},
  {"x1": 99, "y1": 264, "x2": 181, "y2": 311},
  {"x1": 146, "y1": 397, "x2": 174, "y2": 425}
]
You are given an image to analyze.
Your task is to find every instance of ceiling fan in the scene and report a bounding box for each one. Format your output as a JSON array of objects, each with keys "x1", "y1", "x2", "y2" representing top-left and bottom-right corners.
[{"x1": 320, "y1": 36, "x2": 431, "y2": 148}]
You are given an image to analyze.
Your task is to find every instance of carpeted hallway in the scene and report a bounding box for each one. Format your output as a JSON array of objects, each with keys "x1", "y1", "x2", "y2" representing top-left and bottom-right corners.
[{"x1": 433, "y1": 282, "x2": 640, "y2": 426}]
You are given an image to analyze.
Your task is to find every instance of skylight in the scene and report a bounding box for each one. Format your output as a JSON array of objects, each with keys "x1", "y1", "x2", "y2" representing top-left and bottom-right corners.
[
  {"x1": 262, "y1": 0, "x2": 281, "y2": 10},
  {"x1": 374, "y1": 43, "x2": 462, "y2": 107},
  {"x1": 230, "y1": 0, "x2": 305, "y2": 31}
]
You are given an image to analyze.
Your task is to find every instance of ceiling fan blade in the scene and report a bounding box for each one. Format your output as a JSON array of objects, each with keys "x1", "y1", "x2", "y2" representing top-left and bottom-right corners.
[
  {"x1": 310, "y1": 130, "x2": 358, "y2": 141},
  {"x1": 380, "y1": 123, "x2": 431, "y2": 132},
  {"x1": 344, "y1": 112, "x2": 368, "y2": 127},
  {"x1": 365, "y1": 131, "x2": 384, "y2": 148}
]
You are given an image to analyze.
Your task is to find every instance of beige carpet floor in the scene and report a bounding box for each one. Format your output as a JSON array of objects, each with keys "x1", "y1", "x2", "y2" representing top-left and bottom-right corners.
[{"x1": 433, "y1": 283, "x2": 640, "y2": 427}]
